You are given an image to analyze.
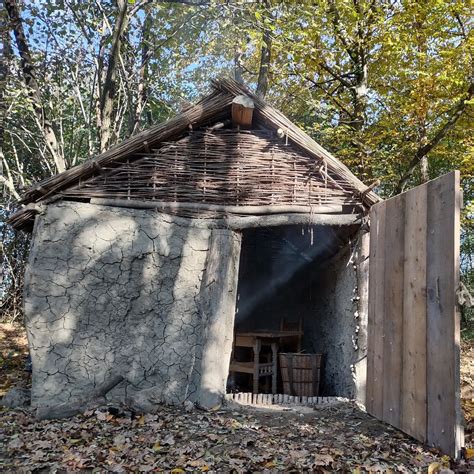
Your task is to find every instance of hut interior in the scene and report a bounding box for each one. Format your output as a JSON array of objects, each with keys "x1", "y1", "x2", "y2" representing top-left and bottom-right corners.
[{"x1": 229, "y1": 223, "x2": 362, "y2": 399}]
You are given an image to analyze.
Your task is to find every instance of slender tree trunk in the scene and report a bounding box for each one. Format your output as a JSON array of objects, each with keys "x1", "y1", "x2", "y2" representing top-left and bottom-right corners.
[
  {"x1": 351, "y1": 0, "x2": 369, "y2": 134},
  {"x1": 5, "y1": 0, "x2": 66, "y2": 173},
  {"x1": 0, "y1": 21, "x2": 20, "y2": 200},
  {"x1": 132, "y1": 13, "x2": 152, "y2": 133},
  {"x1": 233, "y1": 46, "x2": 244, "y2": 84},
  {"x1": 99, "y1": 0, "x2": 129, "y2": 152},
  {"x1": 414, "y1": 9, "x2": 429, "y2": 183},
  {"x1": 95, "y1": 15, "x2": 107, "y2": 136},
  {"x1": 232, "y1": 8, "x2": 245, "y2": 84},
  {"x1": 1, "y1": 6, "x2": 9, "y2": 175},
  {"x1": 352, "y1": 62, "x2": 368, "y2": 132},
  {"x1": 256, "y1": 4, "x2": 272, "y2": 99}
]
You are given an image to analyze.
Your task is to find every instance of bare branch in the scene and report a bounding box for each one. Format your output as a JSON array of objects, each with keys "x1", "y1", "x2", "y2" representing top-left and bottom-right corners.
[
  {"x1": 395, "y1": 82, "x2": 474, "y2": 193},
  {"x1": 5, "y1": 0, "x2": 66, "y2": 172}
]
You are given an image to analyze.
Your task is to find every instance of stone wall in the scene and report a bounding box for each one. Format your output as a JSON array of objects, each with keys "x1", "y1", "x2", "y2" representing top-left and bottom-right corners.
[{"x1": 24, "y1": 201, "x2": 241, "y2": 410}]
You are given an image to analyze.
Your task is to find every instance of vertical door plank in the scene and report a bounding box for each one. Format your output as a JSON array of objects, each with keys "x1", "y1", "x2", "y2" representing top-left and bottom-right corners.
[
  {"x1": 401, "y1": 184, "x2": 427, "y2": 441},
  {"x1": 426, "y1": 171, "x2": 462, "y2": 457},
  {"x1": 382, "y1": 195, "x2": 405, "y2": 427},
  {"x1": 366, "y1": 206, "x2": 377, "y2": 415},
  {"x1": 367, "y1": 202, "x2": 386, "y2": 419},
  {"x1": 367, "y1": 171, "x2": 462, "y2": 458}
]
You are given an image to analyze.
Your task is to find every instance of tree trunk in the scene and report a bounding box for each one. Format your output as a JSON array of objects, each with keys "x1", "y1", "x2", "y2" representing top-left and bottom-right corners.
[
  {"x1": 414, "y1": 11, "x2": 429, "y2": 183},
  {"x1": 99, "y1": 0, "x2": 129, "y2": 152},
  {"x1": 5, "y1": 0, "x2": 66, "y2": 173},
  {"x1": 420, "y1": 155, "x2": 429, "y2": 183},
  {"x1": 0, "y1": 12, "x2": 12, "y2": 196},
  {"x1": 233, "y1": 45, "x2": 244, "y2": 84},
  {"x1": 256, "y1": 6, "x2": 272, "y2": 99},
  {"x1": 132, "y1": 13, "x2": 152, "y2": 134},
  {"x1": 352, "y1": 62, "x2": 368, "y2": 132}
]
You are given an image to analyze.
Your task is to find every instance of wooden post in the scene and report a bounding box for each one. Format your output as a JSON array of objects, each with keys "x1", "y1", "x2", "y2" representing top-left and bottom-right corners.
[
  {"x1": 231, "y1": 95, "x2": 254, "y2": 128},
  {"x1": 271, "y1": 342, "x2": 277, "y2": 395},
  {"x1": 253, "y1": 338, "x2": 261, "y2": 394}
]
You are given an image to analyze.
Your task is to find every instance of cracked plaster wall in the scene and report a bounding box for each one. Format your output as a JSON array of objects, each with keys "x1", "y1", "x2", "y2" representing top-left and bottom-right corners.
[
  {"x1": 306, "y1": 245, "x2": 359, "y2": 398},
  {"x1": 24, "y1": 201, "x2": 240, "y2": 409}
]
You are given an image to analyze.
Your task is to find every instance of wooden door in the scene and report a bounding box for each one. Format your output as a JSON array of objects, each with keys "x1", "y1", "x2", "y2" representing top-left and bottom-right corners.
[{"x1": 366, "y1": 171, "x2": 463, "y2": 458}]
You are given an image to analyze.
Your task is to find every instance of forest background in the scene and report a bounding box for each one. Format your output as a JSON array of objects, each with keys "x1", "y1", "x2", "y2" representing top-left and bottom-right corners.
[{"x1": 1, "y1": 0, "x2": 472, "y2": 335}]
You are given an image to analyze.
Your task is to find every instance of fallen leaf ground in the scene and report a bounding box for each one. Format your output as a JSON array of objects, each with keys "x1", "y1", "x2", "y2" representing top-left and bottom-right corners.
[
  {"x1": 461, "y1": 339, "x2": 474, "y2": 451},
  {"x1": 0, "y1": 322, "x2": 30, "y2": 397},
  {"x1": 1, "y1": 403, "x2": 469, "y2": 472},
  {"x1": 1, "y1": 322, "x2": 473, "y2": 472}
]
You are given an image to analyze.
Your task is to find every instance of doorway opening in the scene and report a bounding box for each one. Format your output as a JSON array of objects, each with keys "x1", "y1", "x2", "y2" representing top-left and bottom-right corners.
[{"x1": 227, "y1": 223, "x2": 360, "y2": 399}]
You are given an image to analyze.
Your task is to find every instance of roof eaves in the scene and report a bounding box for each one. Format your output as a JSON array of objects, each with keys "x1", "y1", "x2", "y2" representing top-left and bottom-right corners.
[{"x1": 18, "y1": 87, "x2": 235, "y2": 205}]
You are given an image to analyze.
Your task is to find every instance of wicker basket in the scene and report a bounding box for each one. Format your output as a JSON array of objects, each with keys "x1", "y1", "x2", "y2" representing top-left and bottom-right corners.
[{"x1": 279, "y1": 353, "x2": 322, "y2": 397}]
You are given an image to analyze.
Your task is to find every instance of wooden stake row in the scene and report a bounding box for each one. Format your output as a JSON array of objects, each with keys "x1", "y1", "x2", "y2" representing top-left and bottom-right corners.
[{"x1": 224, "y1": 392, "x2": 349, "y2": 406}]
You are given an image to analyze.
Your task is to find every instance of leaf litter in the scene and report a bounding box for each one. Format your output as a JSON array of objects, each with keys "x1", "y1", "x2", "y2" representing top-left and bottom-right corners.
[
  {"x1": 1, "y1": 401, "x2": 473, "y2": 472},
  {"x1": 1, "y1": 324, "x2": 473, "y2": 472}
]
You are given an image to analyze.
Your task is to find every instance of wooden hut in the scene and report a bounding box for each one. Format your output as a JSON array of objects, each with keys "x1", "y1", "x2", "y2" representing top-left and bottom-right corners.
[{"x1": 8, "y1": 78, "x2": 463, "y2": 457}]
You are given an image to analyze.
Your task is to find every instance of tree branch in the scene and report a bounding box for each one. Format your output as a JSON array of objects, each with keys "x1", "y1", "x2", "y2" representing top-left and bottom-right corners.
[
  {"x1": 5, "y1": 0, "x2": 66, "y2": 173},
  {"x1": 328, "y1": 0, "x2": 358, "y2": 63},
  {"x1": 395, "y1": 82, "x2": 474, "y2": 194},
  {"x1": 305, "y1": 76, "x2": 355, "y2": 118}
]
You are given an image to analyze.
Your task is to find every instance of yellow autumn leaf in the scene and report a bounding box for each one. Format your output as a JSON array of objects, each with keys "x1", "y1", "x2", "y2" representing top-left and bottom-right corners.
[
  {"x1": 152, "y1": 442, "x2": 162, "y2": 451},
  {"x1": 465, "y1": 448, "x2": 474, "y2": 460},
  {"x1": 264, "y1": 460, "x2": 277, "y2": 468},
  {"x1": 428, "y1": 462, "x2": 442, "y2": 474},
  {"x1": 201, "y1": 466, "x2": 209, "y2": 472},
  {"x1": 171, "y1": 469, "x2": 185, "y2": 473},
  {"x1": 440, "y1": 455, "x2": 451, "y2": 465}
]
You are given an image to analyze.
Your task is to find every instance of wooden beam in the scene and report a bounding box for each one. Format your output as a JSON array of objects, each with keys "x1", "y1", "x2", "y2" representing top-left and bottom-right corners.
[
  {"x1": 90, "y1": 198, "x2": 355, "y2": 215},
  {"x1": 89, "y1": 199, "x2": 362, "y2": 229},
  {"x1": 231, "y1": 95, "x2": 254, "y2": 128}
]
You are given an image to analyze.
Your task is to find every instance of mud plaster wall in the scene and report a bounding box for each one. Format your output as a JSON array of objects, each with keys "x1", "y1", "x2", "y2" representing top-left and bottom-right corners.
[
  {"x1": 24, "y1": 201, "x2": 241, "y2": 410},
  {"x1": 306, "y1": 233, "x2": 368, "y2": 400}
]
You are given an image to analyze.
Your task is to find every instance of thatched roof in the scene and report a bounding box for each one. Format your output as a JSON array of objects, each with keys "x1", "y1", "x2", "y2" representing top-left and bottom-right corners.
[{"x1": 8, "y1": 78, "x2": 379, "y2": 230}]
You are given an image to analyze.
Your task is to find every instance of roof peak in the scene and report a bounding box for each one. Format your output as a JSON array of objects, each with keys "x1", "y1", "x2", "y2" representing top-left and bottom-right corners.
[{"x1": 9, "y1": 77, "x2": 379, "y2": 230}]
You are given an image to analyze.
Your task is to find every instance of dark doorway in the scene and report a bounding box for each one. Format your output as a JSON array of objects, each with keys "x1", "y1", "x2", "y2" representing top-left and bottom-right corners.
[{"x1": 229, "y1": 224, "x2": 360, "y2": 397}]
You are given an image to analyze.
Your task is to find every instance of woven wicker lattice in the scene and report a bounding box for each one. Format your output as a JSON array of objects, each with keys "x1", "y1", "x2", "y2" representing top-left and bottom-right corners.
[
  {"x1": 62, "y1": 130, "x2": 360, "y2": 212},
  {"x1": 8, "y1": 78, "x2": 379, "y2": 230}
]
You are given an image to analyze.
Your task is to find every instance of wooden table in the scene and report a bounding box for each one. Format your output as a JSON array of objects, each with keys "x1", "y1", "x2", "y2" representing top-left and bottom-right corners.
[{"x1": 229, "y1": 330, "x2": 304, "y2": 394}]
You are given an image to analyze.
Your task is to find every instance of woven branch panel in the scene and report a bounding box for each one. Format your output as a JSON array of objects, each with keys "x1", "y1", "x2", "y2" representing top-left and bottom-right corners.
[{"x1": 62, "y1": 130, "x2": 361, "y2": 216}]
